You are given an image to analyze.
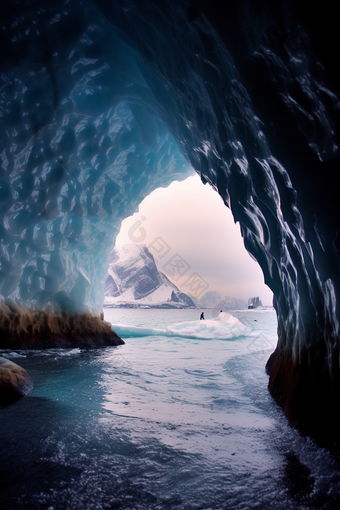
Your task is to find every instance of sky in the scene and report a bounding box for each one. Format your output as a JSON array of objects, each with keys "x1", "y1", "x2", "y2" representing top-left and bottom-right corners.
[{"x1": 116, "y1": 174, "x2": 273, "y2": 306}]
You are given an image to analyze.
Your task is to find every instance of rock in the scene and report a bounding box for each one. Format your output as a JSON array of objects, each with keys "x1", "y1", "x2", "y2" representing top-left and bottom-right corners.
[
  {"x1": 0, "y1": 357, "x2": 33, "y2": 406},
  {"x1": 0, "y1": 307, "x2": 124, "y2": 349}
]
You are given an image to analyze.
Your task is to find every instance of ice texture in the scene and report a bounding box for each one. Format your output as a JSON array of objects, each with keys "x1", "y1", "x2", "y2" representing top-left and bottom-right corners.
[
  {"x1": 0, "y1": 9, "x2": 193, "y2": 313},
  {"x1": 111, "y1": 314, "x2": 249, "y2": 340},
  {"x1": 0, "y1": 356, "x2": 33, "y2": 405},
  {"x1": 1, "y1": 1, "x2": 340, "y2": 443}
]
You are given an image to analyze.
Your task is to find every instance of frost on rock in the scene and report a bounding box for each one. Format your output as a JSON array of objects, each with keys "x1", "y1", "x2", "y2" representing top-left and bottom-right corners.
[{"x1": 1, "y1": 1, "x2": 340, "y2": 446}]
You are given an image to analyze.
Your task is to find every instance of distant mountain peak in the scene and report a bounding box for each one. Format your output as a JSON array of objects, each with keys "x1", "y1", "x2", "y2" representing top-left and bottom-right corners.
[{"x1": 104, "y1": 244, "x2": 196, "y2": 308}]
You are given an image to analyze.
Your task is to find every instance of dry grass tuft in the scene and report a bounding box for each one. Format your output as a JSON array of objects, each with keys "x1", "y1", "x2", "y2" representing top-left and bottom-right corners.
[{"x1": 0, "y1": 303, "x2": 124, "y2": 349}]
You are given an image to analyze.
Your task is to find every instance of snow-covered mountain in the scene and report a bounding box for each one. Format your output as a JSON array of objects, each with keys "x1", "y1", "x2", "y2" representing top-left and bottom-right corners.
[{"x1": 104, "y1": 244, "x2": 196, "y2": 308}]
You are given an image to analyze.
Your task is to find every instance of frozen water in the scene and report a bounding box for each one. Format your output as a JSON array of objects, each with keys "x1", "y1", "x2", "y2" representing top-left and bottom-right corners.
[
  {"x1": 111, "y1": 314, "x2": 250, "y2": 340},
  {"x1": 0, "y1": 21, "x2": 194, "y2": 312}
]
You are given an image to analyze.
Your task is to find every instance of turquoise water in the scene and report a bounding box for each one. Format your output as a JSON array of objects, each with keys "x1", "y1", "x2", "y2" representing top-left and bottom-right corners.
[{"x1": 1, "y1": 308, "x2": 340, "y2": 509}]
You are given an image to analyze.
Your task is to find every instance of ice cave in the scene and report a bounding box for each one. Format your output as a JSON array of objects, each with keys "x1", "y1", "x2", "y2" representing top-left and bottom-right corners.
[{"x1": 1, "y1": 0, "x2": 340, "y2": 448}]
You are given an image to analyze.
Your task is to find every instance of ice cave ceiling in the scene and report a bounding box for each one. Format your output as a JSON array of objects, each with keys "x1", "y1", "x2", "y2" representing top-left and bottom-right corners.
[{"x1": 1, "y1": 0, "x2": 340, "y2": 440}]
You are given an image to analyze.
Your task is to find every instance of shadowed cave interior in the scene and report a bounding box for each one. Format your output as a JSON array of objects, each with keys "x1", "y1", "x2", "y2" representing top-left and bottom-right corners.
[{"x1": 1, "y1": 0, "x2": 340, "y2": 449}]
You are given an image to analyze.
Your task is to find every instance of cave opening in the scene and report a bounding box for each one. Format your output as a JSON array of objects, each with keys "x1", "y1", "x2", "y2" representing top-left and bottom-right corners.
[{"x1": 1, "y1": 0, "x2": 340, "y2": 451}]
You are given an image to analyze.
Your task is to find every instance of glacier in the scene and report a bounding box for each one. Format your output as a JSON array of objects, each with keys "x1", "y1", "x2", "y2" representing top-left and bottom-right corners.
[{"x1": 1, "y1": 0, "x2": 340, "y2": 447}]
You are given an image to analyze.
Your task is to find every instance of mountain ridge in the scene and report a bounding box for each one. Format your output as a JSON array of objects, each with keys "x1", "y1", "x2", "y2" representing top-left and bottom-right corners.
[{"x1": 104, "y1": 244, "x2": 196, "y2": 308}]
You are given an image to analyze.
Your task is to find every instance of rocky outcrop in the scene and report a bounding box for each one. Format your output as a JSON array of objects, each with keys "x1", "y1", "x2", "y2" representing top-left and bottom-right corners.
[
  {"x1": 1, "y1": 0, "x2": 340, "y2": 448},
  {"x1": 0, "y1": 357, "x2": 33, "y2": 406},
  {"x1": 0, "y1": 303, "x2": 124, "y2": 349}
]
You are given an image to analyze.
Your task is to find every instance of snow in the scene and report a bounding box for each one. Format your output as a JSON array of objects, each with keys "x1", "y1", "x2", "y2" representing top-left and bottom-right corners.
[
  {"x1": 111, "y1": 313, "x2": 249, "y2": 340},
  {"x1": 104, "y1": 244, "x2": 196, "y2": 308}
]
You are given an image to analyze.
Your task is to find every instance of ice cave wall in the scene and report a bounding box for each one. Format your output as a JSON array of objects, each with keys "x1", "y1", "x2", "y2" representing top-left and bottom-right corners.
[
  {"x1": 1, "y1": 0, "x2": 340, "y2": 443},
  {"x1": 0, "y1": 4, "x2": 193, "y2": 313}
]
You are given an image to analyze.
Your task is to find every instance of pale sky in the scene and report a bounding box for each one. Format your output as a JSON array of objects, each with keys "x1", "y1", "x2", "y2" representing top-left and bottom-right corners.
[{"x1": 116, "y1": 174, "x2": 273, "y2": 306}]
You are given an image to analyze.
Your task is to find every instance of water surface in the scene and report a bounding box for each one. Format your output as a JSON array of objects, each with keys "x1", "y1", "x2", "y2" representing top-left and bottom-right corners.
[{"x1": 1, "y1": 308, "x2": 340, "y2": 509}]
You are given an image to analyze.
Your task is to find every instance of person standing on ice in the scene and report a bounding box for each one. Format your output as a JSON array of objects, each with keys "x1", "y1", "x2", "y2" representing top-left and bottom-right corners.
[{"x1": 200, "y1": 312, "x2": 205, "y2": 320}]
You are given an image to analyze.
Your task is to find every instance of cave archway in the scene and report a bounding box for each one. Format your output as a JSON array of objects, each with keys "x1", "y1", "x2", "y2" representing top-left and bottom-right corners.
[{"x1": 1, "y1": 0, "x2": 340, "y2": 448}]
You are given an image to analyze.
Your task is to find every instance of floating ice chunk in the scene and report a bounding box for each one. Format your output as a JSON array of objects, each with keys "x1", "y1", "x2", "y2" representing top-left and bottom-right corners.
[
  {"x1": 111, "y1": 314, "x2": 250, "y2": 340},
  {"x1": 111, "y1": 324, "x2": 166, "y2": 338},
  {"x1": 165, "y1": 318, "x2": 249, "y2": 340},
  {"x1": 0, "y1": 348, "x2": 82, "y2": 357},
  {"x1": 215, "y1": 311, "x2": 240, "y2": 324}
]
